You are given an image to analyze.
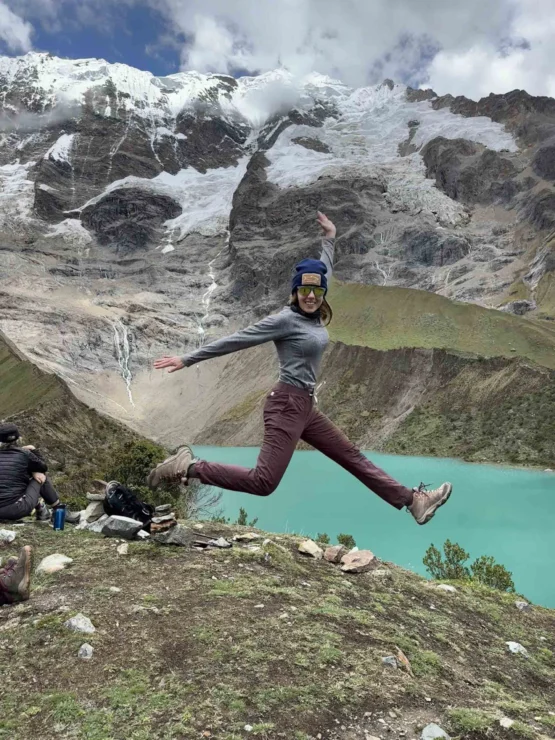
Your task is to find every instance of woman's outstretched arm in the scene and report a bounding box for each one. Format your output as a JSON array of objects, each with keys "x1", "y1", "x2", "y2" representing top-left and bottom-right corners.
[
  {"x1": 317, "y1": 211, "x2": 336, "y2": 279},
  {"x1": 154, "y1": 312, "x2": 290, "y2": 373}
]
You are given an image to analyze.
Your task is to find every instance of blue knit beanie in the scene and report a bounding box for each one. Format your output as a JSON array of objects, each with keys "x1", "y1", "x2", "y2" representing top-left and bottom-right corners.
[{"x1": 291, "y1": 258, "x2": 328, "y2": 293}]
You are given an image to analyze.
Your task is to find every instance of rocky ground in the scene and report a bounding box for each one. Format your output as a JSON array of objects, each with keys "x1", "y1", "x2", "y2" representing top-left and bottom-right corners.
[{"x1": 1, "y1": 521, "x2": 554, "y2": 740}]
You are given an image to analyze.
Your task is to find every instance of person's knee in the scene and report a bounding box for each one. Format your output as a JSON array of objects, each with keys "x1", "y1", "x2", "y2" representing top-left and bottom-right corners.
[{"x1": 255, "y1": 476, "x2": 279, "y2": 496}]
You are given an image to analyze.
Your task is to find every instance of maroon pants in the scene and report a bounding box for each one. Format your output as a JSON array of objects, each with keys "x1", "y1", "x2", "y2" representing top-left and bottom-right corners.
[{"x1": 195, "y1": 382, "x2": 414, "y2": 509}]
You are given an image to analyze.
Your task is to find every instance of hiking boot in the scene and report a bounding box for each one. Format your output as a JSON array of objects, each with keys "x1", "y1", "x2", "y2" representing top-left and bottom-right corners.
[
  {"x1": 35, "y1": 501, "x2": 51, "y2": 522},
  {"x1": 408, "y1": 482, "x2": 452, "y2": 525},
  {"x1": 0, "y1": 546, "x2": 32, "y2": 602},
  {"x1": 147, "y1": 446, "x2": 195, "y2": 489}
]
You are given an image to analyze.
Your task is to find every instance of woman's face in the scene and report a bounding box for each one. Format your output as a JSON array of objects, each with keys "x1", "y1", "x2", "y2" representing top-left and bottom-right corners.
[{"x1": 297, "y1": 286, "x2": 325, "y2": 313}]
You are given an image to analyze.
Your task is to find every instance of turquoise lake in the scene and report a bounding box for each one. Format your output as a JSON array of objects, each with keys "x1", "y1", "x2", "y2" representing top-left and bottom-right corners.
[{"x1": 196, "y1": 446, "x2": 555, "y2": 608}]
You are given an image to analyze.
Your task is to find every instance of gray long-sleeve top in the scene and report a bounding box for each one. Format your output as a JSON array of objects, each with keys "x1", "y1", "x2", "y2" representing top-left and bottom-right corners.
[{"x1": 181, "y1": 238, "x2": 335, "y2": 390}]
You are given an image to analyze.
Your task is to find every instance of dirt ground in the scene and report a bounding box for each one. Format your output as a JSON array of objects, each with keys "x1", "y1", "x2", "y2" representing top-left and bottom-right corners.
[{"x1": 1, "y1": 521, "x2": 554, "y2": 740}]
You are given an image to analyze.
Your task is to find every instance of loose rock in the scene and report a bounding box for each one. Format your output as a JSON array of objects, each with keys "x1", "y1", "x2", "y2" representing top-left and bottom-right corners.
[
  {"x1": 84, "y1": 514, "x2": 110, "y2": 533},
  {"x1": 0, "y1": 529, "x2": 16, "y2": 545},
  {"x1": 382, "y1": 656, "x2": 398, "y2": 669},
  {"x1": 436, "y1": 584, "x2": 457, "y2": 593},
  {"x1": 81, "y1": 501, "x2": 105, "y2": 524},
  {"x1": 102, "y1": 516, "x2": 143, "y2": 540},
  {"x1": 208, "y1": 537, "x2": 232, "y2": 549},
  {"x1": 233, "y1": 532, "x2": 260, "y2": 542},
  {"x1": 154, "y1": 504, "x2": 172, "y2": 515},
  {"x1": 86, "y1": 492, "x2": 105, "y2": 502},
  {"x1": 515, "y1": 601, "x2": 532, "y2": 612},
  {"x1": 506, "y1": 641, "x2": 529, "y2": 657},
  {"x1": 298, "y1": 539, "x2": 324, "y2": 559},
  {"x1": 109, "y1": 586, "x2": 121, "y2": 593},
  {"x1": 421, "y1": 723, "x2": 450, "y2": 740},
  {"x1": 64, "y1": 613, "x2": 96, "y2": 634},
  {"x1": 36, "y1": 554, "x2": 73, "y2": 574},
  {"x1": 324, "y1": 545, "x2": 347, "y2": 563},
  {"x1": 136, "y1": 530, "x2": 150, "y2": 540},
  {"x1": 78, "y1": 643, "x2": 94, "y2": 660},
  {"x1": 116, "y1": 543, "x2": 129, "y2": 556},
  {"x1": 499, "y1": 718, "x2": 515, "y2": 729},
  {"x1": 152, "y1": 524, "x2": 194, "y2": 547},
  {"x1": 340, "y1": 549, "x2": 377, "y2": 573}
]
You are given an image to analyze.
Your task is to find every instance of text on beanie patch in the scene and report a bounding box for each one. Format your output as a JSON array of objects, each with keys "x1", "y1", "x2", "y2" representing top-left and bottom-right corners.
[{"x1": 301, "y1": 273, "x2": 322, "y2": 287}]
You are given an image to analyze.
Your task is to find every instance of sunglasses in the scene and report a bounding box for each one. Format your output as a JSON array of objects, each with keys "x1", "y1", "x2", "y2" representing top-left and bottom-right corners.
[{"x1": 297, "y1": 286, "x2": 326, "y2": 298}]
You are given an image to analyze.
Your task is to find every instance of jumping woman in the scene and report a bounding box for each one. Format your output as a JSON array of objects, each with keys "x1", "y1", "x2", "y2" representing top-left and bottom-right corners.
[{"x1": 149, "y1": 212, "x2": 452, "y2": 525}]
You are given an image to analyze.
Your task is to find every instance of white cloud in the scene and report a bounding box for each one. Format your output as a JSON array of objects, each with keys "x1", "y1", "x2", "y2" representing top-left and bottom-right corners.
[
  {"x1": 4, "y1": 0, "x2": 555, "y2": 100},
  {"x1": 0, "y1": 1, "x2": 33, "y2": 52}
]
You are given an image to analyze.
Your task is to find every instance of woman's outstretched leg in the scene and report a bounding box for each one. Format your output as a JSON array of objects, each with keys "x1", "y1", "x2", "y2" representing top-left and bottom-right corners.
[
  {"x1": 148, "y1": 388, "x2": 310, "y2": 496},
  {"x1": 301, "y1": 408, "x2": 451, "y2": 524}
]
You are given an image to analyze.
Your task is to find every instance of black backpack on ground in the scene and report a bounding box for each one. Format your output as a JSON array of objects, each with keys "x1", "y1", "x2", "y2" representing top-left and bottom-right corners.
[{"x1": 103, "y1": 481, "x2": 154, "y2": 527}]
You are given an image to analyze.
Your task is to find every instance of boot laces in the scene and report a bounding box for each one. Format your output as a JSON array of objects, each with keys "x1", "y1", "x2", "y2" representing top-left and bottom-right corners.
[{"x1": 415, "y1": 481, "x2": 430, "y2": 493}]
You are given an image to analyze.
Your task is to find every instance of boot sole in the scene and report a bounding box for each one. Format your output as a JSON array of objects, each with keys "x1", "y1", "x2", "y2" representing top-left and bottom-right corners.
[
  {"x1": 416, "y1": 484, "x2": 453, "y2": 525},
  {"x1": 18, "y1": 545, "x2": 32, "y2": 601},
  {"x1": 147, "y1": 446, "x2": 193, "y2": 490}
]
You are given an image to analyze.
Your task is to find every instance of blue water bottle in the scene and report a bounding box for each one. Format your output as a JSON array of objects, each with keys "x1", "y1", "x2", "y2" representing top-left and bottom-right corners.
[{"x1": 53, "y1": 504, "x2": 66, "y2": 531}]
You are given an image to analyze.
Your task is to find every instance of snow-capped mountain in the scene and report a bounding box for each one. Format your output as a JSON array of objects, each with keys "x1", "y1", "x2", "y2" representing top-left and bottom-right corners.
[{"x1": 1, "y1": 52, "x2": 554, "y2": 442}]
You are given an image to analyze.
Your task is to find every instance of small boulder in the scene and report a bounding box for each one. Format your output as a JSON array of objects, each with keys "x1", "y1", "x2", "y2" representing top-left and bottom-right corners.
[
  {"x1": 340, "y1": 549, "x2": 377, "y2": 573},
  {"x1": 0, "y1": 529, "x2": 16, "y2": 545},
  {"x1": 506, "y1": 641, "x2": 529, "y2": 657},
  {"x1": 136, "y1": 530, "x2": 150, "y2": 540},
  {"x1": 382, "y1": 656, "x2": 398, "y2": 669},
  {"x1": 436, "y1": 584, "x2": 457, "y2": 593},
  {"x1": 233, "y1": 532, "x2": 260, "y2": 542},
  {"x1": 515, "y1": 601, "x2": 532, "y2": 612},
  {"x1": 81, "y1": 501, "x2": 105, "y2": 523},
  {"x1": 64, "y1": 613, "x2": 95, "y2": 634},
  {"x1": 78, "y1": 643, "x2": 94, "y2": 660},
  {"x1": 85, "y1": 514, "x2": 110, "y2": 534},
  {"x1": 154, "y1": 504, "x2": 172, "y2": 515},
  {"x1": 86, "y1": 492, "x2": 105, "y2": 502},
  {"x1": 421, "y1": 724, "x2": 450, "y2": 740},
  {"x1": 298, "y1": 539, "x2": 324, "y2": 559},
  {"x1": 152, "y1": 524, "x2": 194, "y2": 547},
  {"x1": 324, "y1": 545, "x2": 347, "y2": 563},
  {"x1": 499, "y1": 718, "x2": 515, "y2": 729},
  {"x1": 208, "y1": 537, "x2": 232, "y2": 549},
  {"x1": 36, "y1": 554, "x2": 73, "y2": 574},
  {"x1": 102, "y1": 516, "x2": 143, "y2": 540},
  {"x1": 116, "y1": 543, "x2": 129, "y2": 556}
]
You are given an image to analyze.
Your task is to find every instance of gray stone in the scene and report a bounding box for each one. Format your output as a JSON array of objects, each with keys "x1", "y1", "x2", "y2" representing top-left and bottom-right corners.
[
  {"x1": 101, "y1": 515, "x2": 143, "y2": 540},
  {"x1": 154, "y1": 504, "x2": 172, "y2": 515},
  {"x1": 506, "y1": 641, "x2": 529, "y2": 657},
  {"x1": 151, "y1": 514, "x2": 177, "y2": 524},
  {"x1": 208, "y1": 537, "x2": 232, "y2": 549},
  {"x1": 86, "y1": 492, "x2": 106, "y2": 502},
  {"x1": 152, "y1": 524, "x2": 194, "y2": 547},
  {"x1": 436, "y1": 584, "x2": 457, "y2": 593},
  {"x1": 116, "y1": 543, "x2": 129, "y2": 555},
  {"x1": 515, "y1": 600, "x2": 532, "y2": 612},
  {"x1": 382, "y1": 656, "x2": 398, "y2": 669},
  {"x1": 421, "y1": 723, "x2": 450, "y2": 740},
  {"x1": 64, "y1": 613, "x2": 96, "y2": 634},
  {"x1": 501, "y1": 299, "x2": 537, "y2": 316},
  {"x1": 78, "y1": 643, "x2": 94, "y2": 660},
  {"x1": 233, "y1": 532, "x2": 260, "y2": 542},
  {"x1": 85, "y1": 514, "x2": 110, "y2": 533},
  {"x1": 298, "y1": 539, "x2": 324, "y2": 559},
  {"x1": 0, "y1": 529, "x2": 16, "y2": 545},
  {"x1": 81, "y1": 501, "x2": 105, "y2": 523},
  {"x1": 137, "y1": 530, "x2": 150, "y2": 540},
  {"x1": 324, "y1": 545, "x2": 347, "y2": 563},
  {"x1": 499, "y1": 718, "x2": 515, "y2": 729},
  {"x1": 340, "y1": 549, "x2": 377, "y2": 573},
  {"x1": 36, "y1": 554, "x2": 73, "y2": 574}
]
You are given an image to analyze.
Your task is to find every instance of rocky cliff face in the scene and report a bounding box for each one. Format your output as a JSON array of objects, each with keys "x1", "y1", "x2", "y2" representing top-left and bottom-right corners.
[{"x1": 1, "y1": 52, "x2": 555, "y2": 447}]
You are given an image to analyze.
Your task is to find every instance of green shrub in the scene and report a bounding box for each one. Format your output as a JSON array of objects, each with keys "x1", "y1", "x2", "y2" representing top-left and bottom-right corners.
[
  {"x1": 316, "y1": 533, "x2": 330, "y2": 544},
  {"x1": 337, "y1": 533, "x2": 356, "y2": 549},
  {"x1": 423, "y1": 540, "x2": 515, "y2": 592}
]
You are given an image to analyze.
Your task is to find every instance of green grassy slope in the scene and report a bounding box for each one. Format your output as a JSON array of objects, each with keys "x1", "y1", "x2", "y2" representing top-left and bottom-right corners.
[{"x1": 328, "y1": 282, "x2": 555, "y2": 369}]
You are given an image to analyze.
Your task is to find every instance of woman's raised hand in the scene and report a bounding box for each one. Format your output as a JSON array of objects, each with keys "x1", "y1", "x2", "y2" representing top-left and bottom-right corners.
[
  {"x1": 153, "y1": 356, "x2": 185, "y2": 373},
  {"x1": 317, "y1": 211, "x2": 336, "y2": 238}
]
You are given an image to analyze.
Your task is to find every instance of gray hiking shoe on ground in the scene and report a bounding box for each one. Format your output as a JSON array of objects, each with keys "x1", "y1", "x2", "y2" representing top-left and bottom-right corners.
[
  {"x1": 147, "y1": 445, "x2": 195, "y2": 490},
  {"x1": 408, "y1": 482, "x2": 452, "y2": 525},
  {"x1": 0, "y1": 545, "x2": 32, "y2": 602}
]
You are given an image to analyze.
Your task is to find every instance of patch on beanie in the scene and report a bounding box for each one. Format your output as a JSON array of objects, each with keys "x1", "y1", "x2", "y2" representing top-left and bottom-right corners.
[{"x1": 301, "y1": 273, "x2": 321, "y2": 286}]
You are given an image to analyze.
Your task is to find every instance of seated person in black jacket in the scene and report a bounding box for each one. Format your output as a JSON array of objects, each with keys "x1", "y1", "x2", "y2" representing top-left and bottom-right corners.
[{"x1": 0, "y1": 423, "x2": 78, "y2": 523}]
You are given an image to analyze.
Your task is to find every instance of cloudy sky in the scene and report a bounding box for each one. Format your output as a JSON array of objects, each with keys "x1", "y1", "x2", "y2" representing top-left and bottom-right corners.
[{"x1": 1, "y1": 0, "x2": 554, "y2": 99}]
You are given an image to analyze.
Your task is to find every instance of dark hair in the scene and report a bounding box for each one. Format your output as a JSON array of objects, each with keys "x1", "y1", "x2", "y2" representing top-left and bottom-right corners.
[{"x1": 289, "y1": 293, "x2": 333, "y2": 326}]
